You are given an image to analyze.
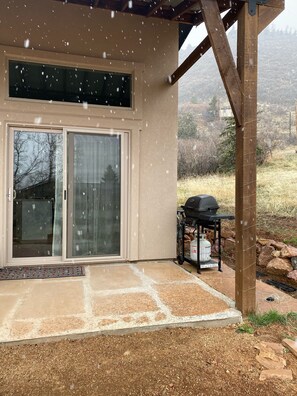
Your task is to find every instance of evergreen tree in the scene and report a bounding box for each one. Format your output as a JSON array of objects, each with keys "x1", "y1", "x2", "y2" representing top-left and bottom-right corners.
[
  {"x1": 208, "y1": 96, "x2": 219, "y2": 121},
  {"x1": 218, "y1": 117, "x2": 266, "y2": 173},
  {"x1": 178, "y1": 112, "x2": 197, "y2": 139}
]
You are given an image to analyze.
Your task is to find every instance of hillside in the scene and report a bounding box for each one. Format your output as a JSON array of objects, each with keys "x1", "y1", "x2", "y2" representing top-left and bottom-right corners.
[{"x1": 179, "y1": 28, "x2": 297, "y2": 109}]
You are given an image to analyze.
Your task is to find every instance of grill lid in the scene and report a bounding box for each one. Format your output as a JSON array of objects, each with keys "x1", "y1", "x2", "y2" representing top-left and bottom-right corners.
[{"x1": 182, "y1": 194, "x2": 219, "y2": 217}]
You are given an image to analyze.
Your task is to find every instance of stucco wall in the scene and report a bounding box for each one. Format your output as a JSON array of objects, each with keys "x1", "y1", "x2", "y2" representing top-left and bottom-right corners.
[{"x1": 0, "y1": 0, "x2": 178, "y2": 264}]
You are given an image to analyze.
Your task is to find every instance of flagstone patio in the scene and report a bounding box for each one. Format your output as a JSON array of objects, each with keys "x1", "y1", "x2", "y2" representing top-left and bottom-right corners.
[{"x1": 0, "y1": 261, "x2": 241, "y2": 344}]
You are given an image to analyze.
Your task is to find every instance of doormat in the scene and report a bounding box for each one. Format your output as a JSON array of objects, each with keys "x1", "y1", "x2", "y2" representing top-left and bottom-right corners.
[{"x1": 0, "y1": 266, "x2": 85, "y2": 281}]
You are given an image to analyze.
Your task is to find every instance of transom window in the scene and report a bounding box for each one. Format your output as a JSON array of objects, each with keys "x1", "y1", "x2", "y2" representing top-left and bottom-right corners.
[{"x1": 9, "y1": 60, "x2": 132, "y2": 108}]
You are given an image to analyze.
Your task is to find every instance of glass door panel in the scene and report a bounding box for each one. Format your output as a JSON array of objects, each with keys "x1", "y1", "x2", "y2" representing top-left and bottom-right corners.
[
  {"x1": 67, "y1": 133, "x2": 121, "y2": 258},
  {"x1": 12, "y1": 130, "x2": 63, "y2": 257}
]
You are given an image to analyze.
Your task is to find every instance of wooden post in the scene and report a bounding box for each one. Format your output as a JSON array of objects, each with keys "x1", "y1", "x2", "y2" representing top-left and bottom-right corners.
[{"x1": 235, "y1": 3, "x2": 259, "y2": 315}]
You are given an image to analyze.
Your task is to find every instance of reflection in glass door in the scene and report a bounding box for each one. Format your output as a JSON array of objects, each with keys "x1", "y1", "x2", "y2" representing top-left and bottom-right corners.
[
  {"x1": 67, "y1": 133, "x2": 121, "y2": 257},
  {"x1": 12, "y1": 130, "x2": 63, "y2": 257}
]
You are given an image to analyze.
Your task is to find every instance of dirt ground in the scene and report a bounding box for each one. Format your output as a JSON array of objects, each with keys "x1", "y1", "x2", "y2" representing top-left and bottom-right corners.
[{"x1": 0, "y1": 323, "x2": 297, "y2": 396}]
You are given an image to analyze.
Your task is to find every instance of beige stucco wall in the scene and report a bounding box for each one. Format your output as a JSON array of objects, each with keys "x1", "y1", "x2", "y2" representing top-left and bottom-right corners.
[{"x1": 0, "y1": 0, "x2": 178, "y2": 265}]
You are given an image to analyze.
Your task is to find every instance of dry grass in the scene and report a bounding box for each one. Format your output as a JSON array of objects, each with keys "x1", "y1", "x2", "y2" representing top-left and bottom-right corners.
[{"x1": 177, "y1": 147, "x2": 297, "y2": 219}]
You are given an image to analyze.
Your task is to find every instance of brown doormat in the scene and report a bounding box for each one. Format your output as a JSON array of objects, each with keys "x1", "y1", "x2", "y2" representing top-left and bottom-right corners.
[{"x1": 0, "y1": 266, "x2": 85, "y2": 281}]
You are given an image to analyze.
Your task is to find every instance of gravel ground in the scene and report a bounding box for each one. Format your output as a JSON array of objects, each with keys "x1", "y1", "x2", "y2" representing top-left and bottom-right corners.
[{"x1": 0, "y1": 324, "x2": 296, "y2": 395}]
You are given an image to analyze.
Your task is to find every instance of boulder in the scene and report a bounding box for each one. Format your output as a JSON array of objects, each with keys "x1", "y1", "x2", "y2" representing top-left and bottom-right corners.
[
  {"x1": 257, "y1": 238, "x2": 275, "y2": 246},
  {"x1": 287, "y1": 270, "x2": 297, "y2": 283},
  {"x1": 224, "y1": 238, "x2": 235, "y2": 253},
  {"x1": 280, "y1": 245, "x2": 297, "y2": 258},
  {"x1": 266, "y1": 258, "x2": 293, "y2": 276},
  {"x1": 258, "y1": 245, "x2": 275, "y2": 268},
  {"x1": 256, "y1": 243, "x2": 262, "y2": 254},
  {"x1": 272, "y1": 250, "x2": 281, "y2": 258},
  {"x1": 270, "y1": 241, "x2": 287, "y2": 250},
  {"x1": 221, "y1": 229, "x2": 235, "y2": 239}
]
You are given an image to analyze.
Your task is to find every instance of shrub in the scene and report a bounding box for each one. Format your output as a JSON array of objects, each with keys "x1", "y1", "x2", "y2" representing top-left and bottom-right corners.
[{"x1": 178, "y1": 138, "x2": 219, "y2": 178}]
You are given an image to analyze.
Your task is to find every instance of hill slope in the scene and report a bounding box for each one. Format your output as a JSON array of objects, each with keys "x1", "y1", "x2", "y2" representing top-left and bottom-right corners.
[{"x1": 179, "y1": 28, "x2": 297, "y2": 108}]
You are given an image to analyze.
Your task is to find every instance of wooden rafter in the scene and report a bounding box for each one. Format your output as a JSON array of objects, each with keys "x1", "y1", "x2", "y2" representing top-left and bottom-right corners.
[
  {"x1": 146, "y1": 0, "x2": 167, "y2": 18},
  {"x1": 199, "y1": 0, "x2": 242, "y2": 125},
  {"x1": 121, "y1": 0, "x2": 130, "y2": 12},
  {"x1": 170, "y1": 4, "x2": 242, "y2": 84},
  {"x1": 54, "y1": 0, "x2": 285, "y2": 26},
  {"x1": 170, "y1": 0, "x2": 198, "y2": 21}
]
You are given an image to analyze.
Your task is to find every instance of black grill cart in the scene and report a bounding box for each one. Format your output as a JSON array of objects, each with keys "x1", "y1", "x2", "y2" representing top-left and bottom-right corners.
[{"x1": 177, "y1": 195, "x2": 234, "y2": 273}]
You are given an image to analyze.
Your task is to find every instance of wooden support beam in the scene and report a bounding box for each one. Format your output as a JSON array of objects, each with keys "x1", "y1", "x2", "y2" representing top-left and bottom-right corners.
[
  {"x1": 170, "y1": 5, "x2": 241, "y2": 85},
  {"x1": 199, "y1": 0, "x2": 242, "y2": 125},
  {"x1": 258, "y1": 4, "x2": 284, "y2": 33},
  {"x1": 235, "y1": 2, "x2": 258, "y2": 315}
]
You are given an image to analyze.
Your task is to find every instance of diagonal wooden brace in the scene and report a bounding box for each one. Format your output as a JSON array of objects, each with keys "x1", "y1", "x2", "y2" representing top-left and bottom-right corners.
[{"x1": 199, "y1": 0, "x2": 242, "y2": 126}]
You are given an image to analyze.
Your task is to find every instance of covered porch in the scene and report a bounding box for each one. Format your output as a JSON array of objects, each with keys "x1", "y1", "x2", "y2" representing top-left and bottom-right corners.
[{"x1": 0, "y1": 0, "x2": 286, "y2": 325}]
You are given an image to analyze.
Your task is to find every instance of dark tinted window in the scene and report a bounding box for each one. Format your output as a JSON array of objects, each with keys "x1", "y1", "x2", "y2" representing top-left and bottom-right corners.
[{"x1": 9, "y1": 60, "x2": 131, "y2": 107}]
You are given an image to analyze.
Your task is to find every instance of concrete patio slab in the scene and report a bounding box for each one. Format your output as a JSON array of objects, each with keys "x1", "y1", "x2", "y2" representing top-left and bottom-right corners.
[{"x1": 0, "y1": 261, "x2": 241, "y2": 344}]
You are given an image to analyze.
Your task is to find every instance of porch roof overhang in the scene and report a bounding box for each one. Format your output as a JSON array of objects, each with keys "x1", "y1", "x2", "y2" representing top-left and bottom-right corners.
[{"x1": 54, "y1": 1, "x2": 284, "y2": 48}]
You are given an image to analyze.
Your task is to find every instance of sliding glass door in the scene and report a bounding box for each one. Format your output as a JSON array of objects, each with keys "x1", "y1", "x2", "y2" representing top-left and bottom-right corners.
[
  {"x1": 8, "y1": 127, "x2": 127, "y2": 263},
  {"x1": 67, "y1": 133, "x2": 121, "y2": 257},
  {"x1": 11, "y1": 129, "x2": 63, "y2": 258}
]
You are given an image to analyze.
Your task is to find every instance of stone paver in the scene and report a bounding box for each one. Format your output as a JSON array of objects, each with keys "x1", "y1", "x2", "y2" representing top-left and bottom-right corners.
[
  {"x1": 9, "y1": 321, "x2": 35, "y2": 339},
  {"x1": 0, "y1": 295, "x2": 19, "y2": 325},
  {"x1": 38, "y1": 317, "x2": 85, "y2": 337},
  {"x1": 154, "y1": 283, "x2": 229, "y2": 317},
  {"x1": 92, "y1": 292, "x2": 159, "y2": 316},
  {"x1": 89, "y1": 265, "x2": 142, "y2": 291},
  {"x1": 13, "y1": 281, "x2": 85, "y2": 320},
  {"x1": 0, "y1": 279, "x2": 33, "y2": 294},
  {"x1": 135, "y1": 261, "x2": 194, "y2": 283}
]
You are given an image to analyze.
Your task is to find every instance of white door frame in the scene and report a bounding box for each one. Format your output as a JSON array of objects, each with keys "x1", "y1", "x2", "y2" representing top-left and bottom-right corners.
[{"x1": 6, "y1": 125, "x2": 129, "y2": 266}]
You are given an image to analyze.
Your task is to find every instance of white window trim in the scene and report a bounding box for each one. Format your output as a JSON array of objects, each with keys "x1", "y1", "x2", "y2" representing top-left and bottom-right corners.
[{"x1": 0, "y1": 44, "x2": 144, "y2": 121}]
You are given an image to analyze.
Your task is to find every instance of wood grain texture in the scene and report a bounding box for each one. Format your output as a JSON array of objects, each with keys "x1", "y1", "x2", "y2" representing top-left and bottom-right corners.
[
  {"x1": 235, "y1": 2, "x2": 258, "y2": 315},
  {"x1": 200, "y1": 0, "x2": 242, "y2": 125}
]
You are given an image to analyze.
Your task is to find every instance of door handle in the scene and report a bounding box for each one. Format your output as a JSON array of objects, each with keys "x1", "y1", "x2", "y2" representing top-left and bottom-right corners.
[{"x1": 7, "y1": 189, "x2": 17, "y2": 201}]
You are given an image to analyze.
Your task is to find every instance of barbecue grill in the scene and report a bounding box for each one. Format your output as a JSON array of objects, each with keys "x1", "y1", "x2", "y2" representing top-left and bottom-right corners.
[{"x1": 177, "y1": 194, "x2": 235, "y2": 272}]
